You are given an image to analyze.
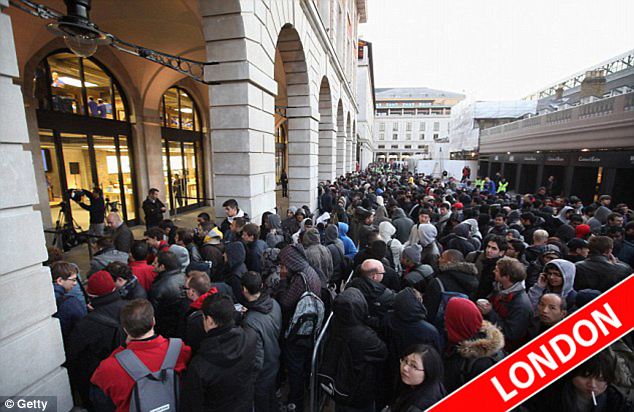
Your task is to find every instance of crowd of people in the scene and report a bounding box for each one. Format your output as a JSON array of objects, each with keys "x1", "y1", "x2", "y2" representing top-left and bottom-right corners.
[{"x1": 48, "y1": 167, "x2": 634, "y2": 412}]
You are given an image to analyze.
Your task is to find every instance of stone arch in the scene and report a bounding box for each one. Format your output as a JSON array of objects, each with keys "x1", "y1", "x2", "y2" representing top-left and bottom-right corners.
[
  {"x1": 318, "y1": 77, "x2": 336, "y2": 182},
  {"x1": 336, "y1": 100, "x2": 346, "y2": 177},
  {"x1": 346, "y1": 112, "x2": 352, "y2": 173},
  {"x1": 276, "y1": 24, "x2": 319, "y2": 209}
]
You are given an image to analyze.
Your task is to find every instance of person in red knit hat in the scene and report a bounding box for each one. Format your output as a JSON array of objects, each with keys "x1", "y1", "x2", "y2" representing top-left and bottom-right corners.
[
  {"x1": 575, "y1": 223, "x2": 592, "y2": 240},
  {"x1": 67, "y1": 270, "x2": 127, "y2": 409},
  {"x1": 443, "y1": 297, "x2": 505, "y2": 393}
]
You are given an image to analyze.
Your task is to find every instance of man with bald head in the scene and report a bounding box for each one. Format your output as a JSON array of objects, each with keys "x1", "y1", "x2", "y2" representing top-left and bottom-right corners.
[
  {"x1": 106, "y1": 212, "x2": 134, "y2": 253},
  {"x1": 347, "y1": 259, "x2": 396, "y2": 329},
  {"x1": 528, "y1": 293, "x2": 567, "y2": 339}
]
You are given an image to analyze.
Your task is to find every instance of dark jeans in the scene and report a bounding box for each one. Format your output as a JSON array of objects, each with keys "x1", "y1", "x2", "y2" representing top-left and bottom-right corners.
[
  {"x1": 254, "y1": 375, "x2": 278, "y2": 412},
  {"x1": 335, "y1": 403, "x2": 375, "y2": 412},
  {"x1": 284, "y1": 337, "x2": 313, "y2": 412}
]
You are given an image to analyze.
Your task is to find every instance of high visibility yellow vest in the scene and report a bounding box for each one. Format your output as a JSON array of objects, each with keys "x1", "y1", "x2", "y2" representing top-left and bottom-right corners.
[
  {"x1": 475, "y1": 179, "x2": 484, "y2": 189},
  {"x1": 498, "y1": 181, "x2": 509, "y2": 193}
]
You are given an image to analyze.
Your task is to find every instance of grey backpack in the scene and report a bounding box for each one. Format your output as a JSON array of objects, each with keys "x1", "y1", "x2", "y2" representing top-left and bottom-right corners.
[{"x1": 114, "y1": 338, "x2": 183, "y2": 412}]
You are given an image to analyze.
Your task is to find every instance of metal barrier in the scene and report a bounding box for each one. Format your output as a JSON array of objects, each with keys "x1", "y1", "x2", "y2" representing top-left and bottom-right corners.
[{"x1": 309, "y1": 269, "x2": 356, "y2": 412}]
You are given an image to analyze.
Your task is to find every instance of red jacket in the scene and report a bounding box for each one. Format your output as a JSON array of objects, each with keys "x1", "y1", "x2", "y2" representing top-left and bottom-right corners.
[
  {"x1": 128, "y1": 260, "x2": 157, "y2": 291},
  {"x1": 91, "y1": 335, "x2": 192, "y2": 412}
]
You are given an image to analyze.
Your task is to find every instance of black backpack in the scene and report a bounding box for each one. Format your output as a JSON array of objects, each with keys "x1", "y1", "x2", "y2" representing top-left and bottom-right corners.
[
  {"x1": 460, "y1": 351, "x2": 505, "y2": 385},
  {"x1": 89, "y1": 312, "x2": 127, "y2": 358},
  {"x1": 319, "y1": 335, "x2": 366, "y2": 406}
]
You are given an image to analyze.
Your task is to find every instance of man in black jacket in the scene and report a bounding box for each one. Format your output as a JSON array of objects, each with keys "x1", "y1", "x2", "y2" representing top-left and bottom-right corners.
[
  {"x1": 320, "y1": 288, "x2": 387, "y2": 410},
  {"x1": 424, "y1": 250, "x2": 479, "y2": 322},
  {"x1": 181, "y1": 293, "x2": 258, "y2": 412},
  {"x1": 241, "y1": 272, "x2": 282, "y2": 412},
  {"x1": 67, "y1": 270, "x2": 126, "y2": 409},
  {"x1": 574, "y1": 236, "x2": 631, "y2": 292},
  {"x1": 347, "y1": 259, "x2": 396, "y2": 330},
  {"x1": 104, "y1": 261, "x2": 147, "y2": 300},
  {"x1": 149, "y1": 251, "x2": 185, "y2": 337},
  {"x1": 73, "y1": 188, "x2": 106, "y2": 236},
  {"x1": 142, "y1": 188, "x2": 166, "y2": 229}
]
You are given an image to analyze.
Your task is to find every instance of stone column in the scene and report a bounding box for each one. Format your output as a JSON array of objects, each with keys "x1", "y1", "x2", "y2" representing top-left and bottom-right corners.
[
  {"x1": 345, "y1": 137, "x2": 353, "y2": 173},
  {"x1": 0, "y1": 2, "x2": 73, "y2": 409},
  {"x1": 318, "y1": 121, "x2": 337, "y2": 183},
  {"x1": 336, "y1": 129, "x2": 346, "y2": 177},
  {"x1": 201, "y1": 1, "x2": 277, "y2": 224},
  {"x1": 288, "y1": 111, "x2": 320, "y2": 211}
]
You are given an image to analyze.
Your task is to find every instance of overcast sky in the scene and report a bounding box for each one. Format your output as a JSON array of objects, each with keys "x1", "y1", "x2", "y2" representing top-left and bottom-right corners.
[{"x1": 358, "y1": 0, "x2": 634, "y2": 100}]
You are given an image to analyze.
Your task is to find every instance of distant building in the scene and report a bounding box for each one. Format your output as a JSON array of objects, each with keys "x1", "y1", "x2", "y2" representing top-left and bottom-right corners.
[
  {"x1": 479, "y1": 49, "x2": 634, "y2": 203},
  {"x1": 373, "y1": 87, "x2": 464, "y2": 173}
]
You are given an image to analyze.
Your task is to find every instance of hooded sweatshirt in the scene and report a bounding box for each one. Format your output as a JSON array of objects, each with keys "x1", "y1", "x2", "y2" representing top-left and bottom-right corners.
[
  {"x1": 265, "y1": 214, "x2": 285, "y2": 248},
  {"x1": 302, "y1": 228, "x2": 333, "y2": 287},
  {"x1": 418, "y1": 223, "x2": 440, "y2": 271},
  {"x1": 556, "y1": 206, "x2": 575, "y2": 224},
  {"x1": 528, "y1": 258, "x2": 576, "y2": 310},
  {"x1": 338, "y1": 222, "x2": 358, "y2": 258},
  {"x1": 588, "y1": 205, "x2": 612, "y2": 233},
  {"x1": 391, "y1": 207, "x2": 415, "y2": 244},
  {"x1": 379, "y1": 221, "x2": 403, "y2": 271},
  {"x1": 384, "y1": 288, "x2": 441, "y2": 353}
]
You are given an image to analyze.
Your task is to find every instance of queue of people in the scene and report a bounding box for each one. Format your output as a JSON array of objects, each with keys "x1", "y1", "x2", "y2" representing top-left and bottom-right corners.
[{"x1": 47, "y1": 169, "x2": 633, "y2": 411}]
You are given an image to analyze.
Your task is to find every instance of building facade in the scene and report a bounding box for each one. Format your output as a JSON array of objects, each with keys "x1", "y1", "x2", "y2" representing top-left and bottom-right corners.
[
  {"x1": 355, "y1": 39, "x2": 375, "y2": 170},
  {"x1": 373, "y1": 87, "x2": 464, "y2": 166},
  {"x1": 479, "y1": 50, "x2": 634, "y2": 204},
  {"x1": 1, "y1": 0, "x2": 369, "y2": 407}
]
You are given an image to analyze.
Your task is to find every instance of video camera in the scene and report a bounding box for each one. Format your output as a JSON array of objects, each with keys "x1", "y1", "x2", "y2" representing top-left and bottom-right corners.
[{"x1": 68, "y1": 188, "x2": 89, "y2": 202}]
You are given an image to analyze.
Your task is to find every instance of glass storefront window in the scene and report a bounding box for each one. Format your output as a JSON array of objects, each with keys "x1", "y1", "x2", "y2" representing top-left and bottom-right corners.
[
  {"x1": 160, "y1": 86, "x2": 204, "y2": 213},
  {"x1": 60, "y1": 132, "x2": 94, "y2": 230},
  {"x1": 48, "y1": 53, "x2": 84, "y2": 115},
  {"x1": 93, "y1": 135, "x2": 123, "y2": 213},
  {"x1": 118, "y1": 136, "x2": 135, "y2": 220},
  {"x1": 162, "y1": 87, "x2": 200, "y2": 132},
  {"x1": 82, "y1": 59, "x2": 114, "y2": 119},
  {"x1": 35, "y1": 52, "x2": 137, "y2": 231},
  {"x1": 35, "y1": 51, "x2": 127, "y2": 121}
]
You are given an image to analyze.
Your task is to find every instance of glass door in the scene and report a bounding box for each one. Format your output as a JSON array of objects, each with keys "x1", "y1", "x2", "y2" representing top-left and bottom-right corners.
[{"x1": 60, "y1": 132, "x2": 95, "y2": 231}]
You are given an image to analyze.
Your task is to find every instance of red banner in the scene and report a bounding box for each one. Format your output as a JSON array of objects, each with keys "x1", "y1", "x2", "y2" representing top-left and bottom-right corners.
[{"x1": 429, "y1": 275, "x2": 634, "y2": 411}]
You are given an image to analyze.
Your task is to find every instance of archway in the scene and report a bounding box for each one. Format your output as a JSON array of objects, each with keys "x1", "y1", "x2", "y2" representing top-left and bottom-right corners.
[
  {"x1": 318, "y1": 77, "x2": 336, "y2": 182},
  {"x1": 276, "y1": 25, "x2": 319, "y2": 210}
]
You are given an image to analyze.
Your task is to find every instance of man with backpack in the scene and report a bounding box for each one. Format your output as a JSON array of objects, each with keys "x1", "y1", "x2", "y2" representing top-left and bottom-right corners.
[
  {"x1": 423, "y1": 250, "x2": 479, "y2": 323},
  {"x1": 91, "y1": 299, "x2": 192, "y2": 411},
  {"x1": 277, "y1": 244, "x2": 323, "y2": 411},
  {"x1": 318, "y1": 288, "x2": 388, "y2": 411},
  {"x1": 67, "y1": 270, "x2": 127, "y2": 409}
]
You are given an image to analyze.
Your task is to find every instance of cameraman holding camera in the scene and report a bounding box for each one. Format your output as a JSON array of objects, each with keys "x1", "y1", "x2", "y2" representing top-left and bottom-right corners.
[{"x1": 73, "y1": 188, "x2": 106, "y2": 236}]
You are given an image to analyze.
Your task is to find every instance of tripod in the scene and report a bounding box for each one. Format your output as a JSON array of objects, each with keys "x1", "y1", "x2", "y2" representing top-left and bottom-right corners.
[{"x1": 52, "y1": 203, "x2": 84, "y2": 251}]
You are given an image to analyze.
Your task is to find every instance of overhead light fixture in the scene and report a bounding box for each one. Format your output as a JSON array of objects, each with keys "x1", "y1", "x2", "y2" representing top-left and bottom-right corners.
[
  {"x1": 179, "y1": 108, "x2": 193, "y2": 113},
  {"x1": 506, "y1": 151, "x2": 511, "y2": 155},
  {"x1": 536, "y1": 150, "x2": 541, "y2": 153},
  {"x1": 58, "y1": 76, "x2": 97, "y2": 87},
  {"x1": 46, "y1": 0, "x2": 111, "y2": 58},
  {"x1": 581, "y1": 148, "x2": 590, "y2": 152}
]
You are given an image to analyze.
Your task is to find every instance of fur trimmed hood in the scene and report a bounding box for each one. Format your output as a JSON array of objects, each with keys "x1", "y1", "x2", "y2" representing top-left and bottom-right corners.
[
  {"x1": 457, "y1": 321, "x2": 505, "y2": 359},
  {"x1": 438, "y1": 261, "x2": 478, "y2": 276}
]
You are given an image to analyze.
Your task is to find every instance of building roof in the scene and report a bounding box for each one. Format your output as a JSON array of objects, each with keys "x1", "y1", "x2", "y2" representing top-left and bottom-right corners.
[{"x1": 375, "y1": 87, "x2": 465, "y2": 100}]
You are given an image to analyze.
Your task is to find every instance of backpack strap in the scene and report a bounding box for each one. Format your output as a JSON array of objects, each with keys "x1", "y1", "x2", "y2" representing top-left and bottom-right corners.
[
  {"x1": 299, "y1": 272, "x2": 310, "y2": 293},
  {"x1": 115, "y1": 349, "x2": 154, "y2": 382},
  {"x1": 436, "y1": 277, "x2": 445, "y2": 293},
  {"x1": 161, "y1": 338, "x2": 183, "y2": 370}
]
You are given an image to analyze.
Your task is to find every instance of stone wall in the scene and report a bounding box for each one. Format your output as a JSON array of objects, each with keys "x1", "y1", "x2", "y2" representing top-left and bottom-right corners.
[{"x1": 0, "y1": 1, "x2": 73, "y2": 409}]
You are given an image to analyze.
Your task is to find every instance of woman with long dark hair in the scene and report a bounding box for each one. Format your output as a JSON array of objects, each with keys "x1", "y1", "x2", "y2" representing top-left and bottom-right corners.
[{"x1": 387, "y1": 344, "x2": 446, "y2": 411}]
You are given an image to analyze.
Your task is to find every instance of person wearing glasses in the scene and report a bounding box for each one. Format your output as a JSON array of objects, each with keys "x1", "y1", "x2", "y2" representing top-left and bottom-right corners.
[
  {"x1": 51, "y1": 261, "x2": 87, "y2": 341},
  {"x1": 387, "y1": 344, "x2": 446, "y2": 411}
]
